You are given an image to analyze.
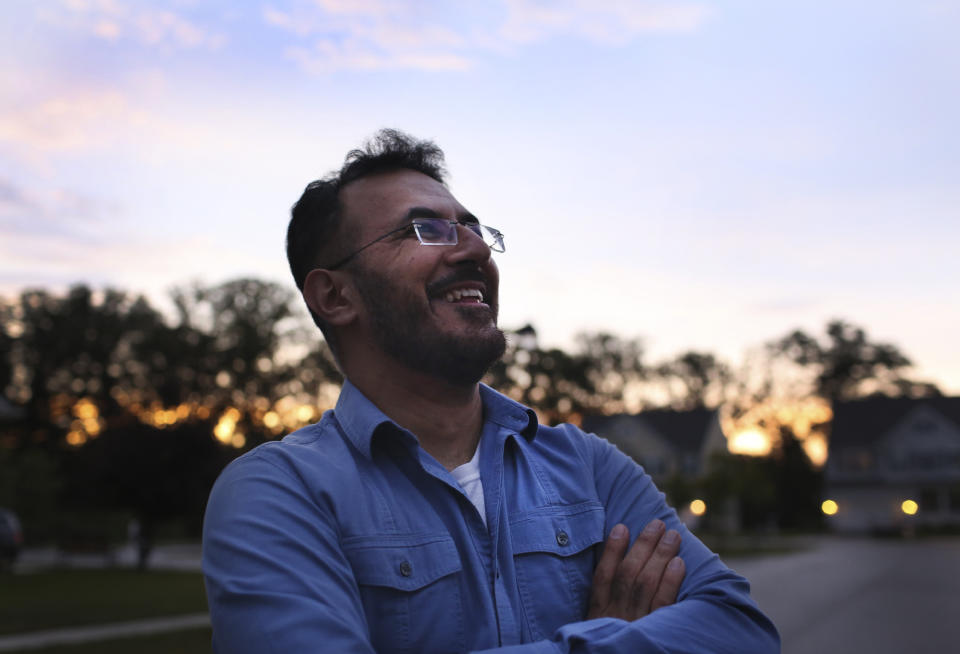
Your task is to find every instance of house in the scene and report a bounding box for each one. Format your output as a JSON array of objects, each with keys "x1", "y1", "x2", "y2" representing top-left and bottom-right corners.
[
  {"x1": 825, "y1": 396, "x2": 960, "y2": 532},
  {"x1": 582, "y1": 408, "x2": 727, "y2": 482}
]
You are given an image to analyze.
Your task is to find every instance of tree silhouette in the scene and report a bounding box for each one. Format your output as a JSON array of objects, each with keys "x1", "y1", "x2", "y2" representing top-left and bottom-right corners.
[
  {"x1": 485, "y1": 327, "x2": 646, "y2": 423},
  {"x1": 768, "y1": 319, "x2": 938, "y2": 402},
  {"x1": 656, "y1": 351, "x2": 732, "y2": 410},
  {"x1": 0, "y1": 278, "x2": 341, "y2": 554}
]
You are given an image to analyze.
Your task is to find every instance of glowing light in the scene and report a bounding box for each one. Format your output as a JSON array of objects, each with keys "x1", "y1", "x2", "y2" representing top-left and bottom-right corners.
[
  {"x1": 689, "y1": 499, "x2": 706, "y2": 516},
  {"x1": 66, "y1": 430, "x2": 86, "y2": 446},
  {"x1": 821, "y1": 500, "x2": 838, "y2": 515},
  {"x1": 262, "y1": 411, "x2": 280, "y2": 429},
  {"x1": 231, "y1": 432, "x2": 246, "y2": 449},
  {"x1": 73, "y1": 398, "x2": 99, "y2": 420},
  {"x1": 721, "y1": 397, "x2": 832, "y2": 466},
  {"x1": 728, "y1": 429, "x2": 772, "y2": 456},
  {"x1": 901, "y1": 500, "x2": 918, "y2": 515},
  {"x1": 803, "y1": 434, "x2": 828, "y2": 467},
  {"x1": 213, "y1": 411, "x2": 237, "y2": 444},
  {"x1": 296, "y1": 405, "x2": 315, "y2": 423}
]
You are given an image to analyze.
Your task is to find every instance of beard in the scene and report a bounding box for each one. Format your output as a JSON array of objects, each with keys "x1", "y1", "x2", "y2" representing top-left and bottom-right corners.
[{"x1": 350, "y1": 262, "x2": 506, "y2": 387}]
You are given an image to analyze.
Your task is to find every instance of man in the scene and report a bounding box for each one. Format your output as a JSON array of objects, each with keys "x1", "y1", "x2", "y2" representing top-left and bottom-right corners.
[{"x1": 202, "y1": 129, "x2": 779, "y2": 653}]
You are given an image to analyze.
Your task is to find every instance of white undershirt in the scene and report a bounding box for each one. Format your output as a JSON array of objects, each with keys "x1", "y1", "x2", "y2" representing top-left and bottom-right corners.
[{"x1": 450, "y1": 443, "x2": 486, "y2": 527}]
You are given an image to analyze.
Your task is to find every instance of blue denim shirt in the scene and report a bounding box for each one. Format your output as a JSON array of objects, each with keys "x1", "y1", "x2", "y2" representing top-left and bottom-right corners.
[{"x1": 203, "y1": 381, "x2": 779, "y2": 653}]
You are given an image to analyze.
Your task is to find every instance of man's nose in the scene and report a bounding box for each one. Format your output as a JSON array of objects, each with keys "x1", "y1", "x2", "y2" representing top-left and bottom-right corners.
[{"x1": 444, "y1": 223, "x2": 492, "y2": 265}]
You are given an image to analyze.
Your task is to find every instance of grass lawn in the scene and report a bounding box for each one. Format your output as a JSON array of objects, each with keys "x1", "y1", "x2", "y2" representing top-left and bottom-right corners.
[
  {"x1": 0, "y1": 568, "x2": 208, "y2": 636},
  {"x1": 18, "y1": 627, "x2": 212, "y2": 654}
]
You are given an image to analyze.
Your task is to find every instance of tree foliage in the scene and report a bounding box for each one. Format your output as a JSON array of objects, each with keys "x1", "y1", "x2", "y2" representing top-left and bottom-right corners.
[
  {"x1": 485, "y1": 326, "x2": 646, "y2": 422},
  {"x1": 656, "y1": 351, "x2": 732, "y2": 410},
  {"x1": 767, "y1": 319, "x2": 937, "y2": 402},
  {"x1": 0, "y1": 280, "x2": 945, "y2": 547}
]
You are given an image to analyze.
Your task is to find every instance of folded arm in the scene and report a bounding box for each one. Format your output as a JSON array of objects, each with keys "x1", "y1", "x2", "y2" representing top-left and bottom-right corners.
[{"x1": 473, "y1": 427, "x2": 780, "y2": 653}]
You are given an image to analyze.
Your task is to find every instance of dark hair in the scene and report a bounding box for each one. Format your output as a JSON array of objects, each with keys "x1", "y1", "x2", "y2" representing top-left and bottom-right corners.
[{"x1": 286, "y1": 129, "x2": 448, "y2": 345}]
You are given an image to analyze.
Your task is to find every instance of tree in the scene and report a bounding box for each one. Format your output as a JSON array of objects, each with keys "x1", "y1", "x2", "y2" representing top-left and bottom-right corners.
[
  {"x1": 767, "y1": 319, "x2": 936, "y2": 402},
  {"x1": 655, "y1": 351, "x2": 732, "y2": 410},
  {"x1": 769, "y1": 426, "x2": 822, "y2": 530},
  {"x1": 485, "y1": 327, "x2": 646, "y2": 423},
  {"x1": 1, "y1": 285, "x2": 169, "y2": 447},
  {"x1": 0, "y1": 278, "x2": 339, "y2": 553},
  {"x1": 67, "y1": 417, "x2": 230, "y2": 569}
]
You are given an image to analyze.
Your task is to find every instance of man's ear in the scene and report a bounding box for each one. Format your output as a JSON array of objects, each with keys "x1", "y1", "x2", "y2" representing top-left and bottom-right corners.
[{"x1": 303, "y1": 268, "x2": 359, "y2": 327}]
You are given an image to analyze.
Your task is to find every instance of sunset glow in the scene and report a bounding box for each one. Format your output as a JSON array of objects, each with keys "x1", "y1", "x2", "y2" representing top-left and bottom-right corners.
[
  {"x1": 727, "y1": 429, "x2": 773, "y2": 457},
  {"x1": 722, "y1": 398, "x2": 832, "y2": 464}
]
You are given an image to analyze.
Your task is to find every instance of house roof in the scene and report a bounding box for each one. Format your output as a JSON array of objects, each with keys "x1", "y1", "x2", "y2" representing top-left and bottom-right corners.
[
  {"x1": 830, "y1": 396, "x2": 960, "y2": 448},
  {"x1": 583, "y1": 408, "x2": 717, "y2": 454}
]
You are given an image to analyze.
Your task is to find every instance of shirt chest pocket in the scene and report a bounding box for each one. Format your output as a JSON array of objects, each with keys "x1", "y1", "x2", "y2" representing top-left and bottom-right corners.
[
  {"x1": 342, "y1": 534, "x2": 464, "y2": 654},
  {"x1": 509, "y1": 502, "x2": 605, "y2": 639}
]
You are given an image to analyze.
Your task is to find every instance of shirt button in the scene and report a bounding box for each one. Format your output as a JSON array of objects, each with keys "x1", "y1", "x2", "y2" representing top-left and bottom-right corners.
[
  {"x1": 399, "y1": 561, "x2": 412, "y2": 577},
  {"x1": 556, "y1": 529, "x2": 569, "y2": 547}
]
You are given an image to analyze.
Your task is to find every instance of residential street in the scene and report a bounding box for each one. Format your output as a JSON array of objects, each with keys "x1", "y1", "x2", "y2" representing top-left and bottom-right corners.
[
  {"x1": 727, "y1": 536, "x2": 960, "y2": 654},
  {"x1": 6, "y1": 536, "x2": 959, "y2": 652}
]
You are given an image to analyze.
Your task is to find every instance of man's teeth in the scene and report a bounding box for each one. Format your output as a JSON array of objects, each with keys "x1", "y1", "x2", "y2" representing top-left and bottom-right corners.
[{"x1": 444, "y1": 288, "x2": 484, "y2": 303}]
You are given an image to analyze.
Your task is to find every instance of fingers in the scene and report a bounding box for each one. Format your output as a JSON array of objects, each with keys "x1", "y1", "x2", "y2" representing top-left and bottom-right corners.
[
  {"x1": 650, "y1": 556, "x2": 686, "y2": 611},
  {"x1": 587, "y1": 523, "x2": 630, "y2": 619},
  {"x1": 612, "y1": 519, "x2": 666, "y2": 617},
  {"x1": 587, "y1": 519, "x2": 685, "y2": 622},
  {"x1": 627, "y1": 525, "x2": 682, "y2": 619}
]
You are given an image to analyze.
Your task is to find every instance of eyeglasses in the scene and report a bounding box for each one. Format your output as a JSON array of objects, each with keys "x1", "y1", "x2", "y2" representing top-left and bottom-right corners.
[{"x1": 324, "y1": 217, "x2": 505, "y2": 270}]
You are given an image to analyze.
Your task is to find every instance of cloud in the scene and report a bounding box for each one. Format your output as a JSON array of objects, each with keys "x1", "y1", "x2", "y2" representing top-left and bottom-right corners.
[
  {"x1": 263, "y1": 0, "x2": 710, "y2": 73},
  {"x1": 500, "y1": 0, "x2": 711, "y2": 44},
  {"x1": 39, "y1": 0, "x2": 226, "y2": 50},
  {"x1": 264, "y1": 1, "x2": 473, "y2": 72},
  {"x1": 0, "y1": 89, "x2": 146, "y2": 155},
  {"x1": 0, "y1": 177, "x2": 119, "y2": 245}
]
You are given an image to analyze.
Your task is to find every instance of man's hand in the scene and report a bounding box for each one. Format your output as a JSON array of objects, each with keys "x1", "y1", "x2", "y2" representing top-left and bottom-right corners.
[{"x1": 587, "y1": 520, "x2": 686, "y2": 621}]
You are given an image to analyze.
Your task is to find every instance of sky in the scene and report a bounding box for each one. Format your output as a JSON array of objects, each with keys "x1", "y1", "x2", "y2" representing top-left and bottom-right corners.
[{"x1": 2, "y1": 0, "x2": 959, "y2": 393}]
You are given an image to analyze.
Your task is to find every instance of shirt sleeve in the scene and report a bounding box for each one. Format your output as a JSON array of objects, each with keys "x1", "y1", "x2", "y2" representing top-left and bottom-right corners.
[
  {"x1": 202, "y1": 452, "x2": 376, "y2": 654},
  {"x1": 474, "y1": 426, "x2": 781, "y2": 654}
]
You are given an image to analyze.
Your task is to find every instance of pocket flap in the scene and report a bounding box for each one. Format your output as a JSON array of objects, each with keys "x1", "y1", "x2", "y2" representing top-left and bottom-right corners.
[
  {"x1": 342, "y1": 534, "x2": 461, "y2": 591},
  {"x1": 510, "y1": 501, "x2": 605, "y2": 556}
]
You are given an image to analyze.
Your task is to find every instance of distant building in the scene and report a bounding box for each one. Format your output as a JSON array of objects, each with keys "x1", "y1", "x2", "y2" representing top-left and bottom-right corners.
[
  {"x1": 825, "y1": 396, "x2": 960, "y2": 532},
  {"x1": 582, "y1": 408, "x2": 727, "y2": 482},
  {"x1": 0, "y1": 397, "x2": 25, "y2": 422}
]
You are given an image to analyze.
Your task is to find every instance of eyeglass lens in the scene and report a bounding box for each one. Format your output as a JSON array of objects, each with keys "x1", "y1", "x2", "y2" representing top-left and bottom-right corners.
[{"x1": 413, "y1": 219, "x2": 504, "y2": 252}]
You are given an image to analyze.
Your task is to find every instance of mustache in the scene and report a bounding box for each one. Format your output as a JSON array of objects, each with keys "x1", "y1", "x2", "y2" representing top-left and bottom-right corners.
[{"x1": 426, "y1": 267, "x2": 488, "y2": 297}]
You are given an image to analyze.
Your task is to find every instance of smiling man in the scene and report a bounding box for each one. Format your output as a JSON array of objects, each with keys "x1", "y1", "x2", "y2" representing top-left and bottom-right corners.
[{"x1": 202, "y1": 130, "x2": 779, "y2": 653}]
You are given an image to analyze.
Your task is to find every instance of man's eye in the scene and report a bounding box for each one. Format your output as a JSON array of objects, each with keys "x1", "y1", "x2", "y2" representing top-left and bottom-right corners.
[
  {"x1": 415, "y1": 220, "x2": 447, "y2": 240},
  {"x1": 461, "y1": 222, "x2": 483, "y2": 237}
]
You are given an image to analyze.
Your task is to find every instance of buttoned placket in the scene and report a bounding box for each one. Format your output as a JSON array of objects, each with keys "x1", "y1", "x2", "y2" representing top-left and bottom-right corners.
[
  {"x1": 483, "y1": 424, "x2": 529, "y2": 646},
  {"x1": 416, "y1": 422, "x2": 525, "y2": 647}
]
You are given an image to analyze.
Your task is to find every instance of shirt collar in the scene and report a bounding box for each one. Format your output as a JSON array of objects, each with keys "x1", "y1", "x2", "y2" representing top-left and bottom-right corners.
[
  {"x1": 478, "y1": 383, "x2": 539, "y2": 440},
  {"x1": 334, "y1": 379, "x2": 539, "y2": 460}
]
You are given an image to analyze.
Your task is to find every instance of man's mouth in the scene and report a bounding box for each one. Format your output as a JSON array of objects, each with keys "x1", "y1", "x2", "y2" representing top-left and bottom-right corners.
[
  {"x1": 443, "y1": 288, "x2": 484, "y2": 304},
  {"x1": 428, "y1": 269, "x2": 492, "y2": 308}
]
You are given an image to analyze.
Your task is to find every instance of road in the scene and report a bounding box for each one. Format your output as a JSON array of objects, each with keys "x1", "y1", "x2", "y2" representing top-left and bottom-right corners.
[
  {"x1": 727, "y1": 536, "x2": 960, "y2": 654},
  {"x1": 7, "y1": 537, "x2": 959, "y2": 652}
]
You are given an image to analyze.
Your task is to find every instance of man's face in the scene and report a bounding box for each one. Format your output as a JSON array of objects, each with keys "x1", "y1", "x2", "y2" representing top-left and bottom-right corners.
[{"x1": 338, "y1": 169, "x2": 506, "y2": 386}]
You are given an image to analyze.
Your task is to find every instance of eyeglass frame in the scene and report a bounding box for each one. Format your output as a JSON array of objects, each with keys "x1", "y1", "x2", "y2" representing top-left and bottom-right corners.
[{"x1": 321, "y1": 212, "x2": 505, "y2": 271}]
